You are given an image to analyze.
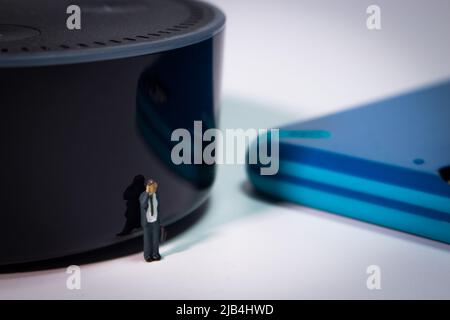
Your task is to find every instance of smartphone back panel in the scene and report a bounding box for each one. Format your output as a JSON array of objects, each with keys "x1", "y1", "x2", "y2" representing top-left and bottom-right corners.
[{"x1": 248, "y1": 81, "x2": 450, "y2": 243}]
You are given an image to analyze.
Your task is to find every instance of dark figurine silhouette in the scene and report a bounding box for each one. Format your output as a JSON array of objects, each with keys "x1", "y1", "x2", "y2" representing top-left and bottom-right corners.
[
  {"x1": 117, "y1": 175, "x2": 145, "y2": 236},
  {"x1": 140, "y1": 179, "x2": 161, "y2": 262}
]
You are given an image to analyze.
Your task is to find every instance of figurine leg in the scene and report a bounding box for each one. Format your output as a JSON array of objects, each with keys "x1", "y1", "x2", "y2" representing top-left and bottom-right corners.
[
  {"x1": 151, "y1": 222, "x2": 161, "y2": 260},
  {"x1": 143, "y1": 225, "x2": 153, "y2": 262}
]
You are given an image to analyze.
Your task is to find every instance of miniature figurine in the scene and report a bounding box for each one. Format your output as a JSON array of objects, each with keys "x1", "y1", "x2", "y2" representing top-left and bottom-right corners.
[
  {"x1": 139, "y1": 179, "x2": 161, "y2": 262},
  {"x1": 117, "y1": 175, "x2": 145, "y2": 236}
]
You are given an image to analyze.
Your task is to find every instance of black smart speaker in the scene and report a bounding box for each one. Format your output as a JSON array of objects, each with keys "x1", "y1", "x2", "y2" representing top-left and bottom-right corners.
[{"x1": 0, "y1": 0, "x2": 225, "y2": 265}]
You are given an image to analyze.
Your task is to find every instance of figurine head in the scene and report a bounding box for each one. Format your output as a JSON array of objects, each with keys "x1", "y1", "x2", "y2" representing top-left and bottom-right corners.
[{"x1": 146, "y1": 179, "x2": 158, "y2": 194}]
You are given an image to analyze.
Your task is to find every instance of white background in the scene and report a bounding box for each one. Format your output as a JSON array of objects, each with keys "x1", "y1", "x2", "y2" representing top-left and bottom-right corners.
[{"x1": 1, "y1": 0, "x2": 449, "y2": 299}]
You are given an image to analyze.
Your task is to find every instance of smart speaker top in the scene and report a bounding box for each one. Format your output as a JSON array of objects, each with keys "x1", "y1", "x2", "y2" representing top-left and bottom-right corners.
[{"x1": 0, "y1": 0, "x2": 225, "y2": 67}]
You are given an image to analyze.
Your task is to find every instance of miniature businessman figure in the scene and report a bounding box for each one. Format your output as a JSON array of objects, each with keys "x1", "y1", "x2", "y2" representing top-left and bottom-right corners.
[{"x1": 140, "y1": 179, "x2": 161, "y2": 262}]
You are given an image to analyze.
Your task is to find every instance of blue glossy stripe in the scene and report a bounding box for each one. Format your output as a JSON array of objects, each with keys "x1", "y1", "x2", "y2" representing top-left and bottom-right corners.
[
  {"x1": 248, "y1": 170, "x2": 450, "y2": 244},
  {"x1": 278, "y1": 143, "x2": 450, "y2": 198},
  {"x1": 277, "y1": 160, "x2": 450, "y2": 213},
  {"x1": 247, "y1": 165, "x2": 450, "y2": 223}
]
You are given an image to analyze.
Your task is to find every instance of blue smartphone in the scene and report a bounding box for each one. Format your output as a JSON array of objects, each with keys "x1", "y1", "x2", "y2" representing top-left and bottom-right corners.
[{"x1": 247, "y1": 81, "x2": 450, "y2": 244}]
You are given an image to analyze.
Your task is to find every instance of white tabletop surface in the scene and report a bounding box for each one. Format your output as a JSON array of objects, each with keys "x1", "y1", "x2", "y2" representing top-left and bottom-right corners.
[{"x1": 1, "y1": 0, "x2": 449, "y2": 299}]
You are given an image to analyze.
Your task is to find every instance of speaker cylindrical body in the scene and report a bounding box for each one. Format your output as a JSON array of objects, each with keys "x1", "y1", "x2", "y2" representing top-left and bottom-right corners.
[{"x1": 0, "y1": 0, "x2": 225, "y2": 265}]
